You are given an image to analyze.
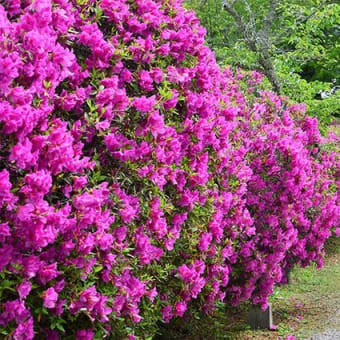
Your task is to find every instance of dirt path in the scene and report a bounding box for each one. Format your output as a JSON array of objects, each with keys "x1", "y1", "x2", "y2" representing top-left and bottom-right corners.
[
  {"x1": 292, "y1": 243, "x2": 340, "y2": 339},
  {"x1": 254, "y1": 238, "x2": 340, "y2": 339},
  {"x1": 310, "y1": 330, "x2": 340, "y2": 340},
  {"x1": 304, "y1": 246, "x2": 340, "y2": 340}
]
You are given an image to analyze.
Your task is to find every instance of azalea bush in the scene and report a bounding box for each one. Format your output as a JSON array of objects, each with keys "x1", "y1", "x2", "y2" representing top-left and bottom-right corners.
[{"x1": 0, "y1": 0, "x2": 340, "y2": 339}]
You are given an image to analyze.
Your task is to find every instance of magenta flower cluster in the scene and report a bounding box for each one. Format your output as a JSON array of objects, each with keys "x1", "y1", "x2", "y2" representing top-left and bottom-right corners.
[{"x1": 0, "y1": 0, "x2": 339, "y2": 338}]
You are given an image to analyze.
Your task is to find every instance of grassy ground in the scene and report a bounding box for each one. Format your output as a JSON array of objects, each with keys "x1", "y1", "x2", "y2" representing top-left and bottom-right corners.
[{"x1": 156, "y1": 237, "x2": 340, "y2": 340}]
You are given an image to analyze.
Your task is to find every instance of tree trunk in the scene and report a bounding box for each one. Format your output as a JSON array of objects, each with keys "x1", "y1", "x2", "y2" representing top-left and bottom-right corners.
[{"x1": 258, "y1": 53, "x2": 281, "y2": 94}]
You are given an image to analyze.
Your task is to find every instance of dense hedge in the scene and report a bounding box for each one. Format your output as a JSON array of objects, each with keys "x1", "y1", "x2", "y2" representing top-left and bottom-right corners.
[{"x1": 0, "y1": 0, "x2": 339, "y2": 339}]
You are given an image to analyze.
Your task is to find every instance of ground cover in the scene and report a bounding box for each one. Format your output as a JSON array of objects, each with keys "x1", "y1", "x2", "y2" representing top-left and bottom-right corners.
[{"x1": 157, "y1": 237, "x2": 340, "y2": 339}]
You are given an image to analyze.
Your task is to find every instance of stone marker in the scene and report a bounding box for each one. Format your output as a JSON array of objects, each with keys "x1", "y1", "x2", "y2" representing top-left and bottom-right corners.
[{"x1": 248, "y1": 303, "x2": 274, "y2": 330}]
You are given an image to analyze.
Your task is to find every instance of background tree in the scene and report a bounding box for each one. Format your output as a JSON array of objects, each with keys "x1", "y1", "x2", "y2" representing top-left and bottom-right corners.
[{"x1": 185, "y1": 0, "x2": 340, "y2": 129}]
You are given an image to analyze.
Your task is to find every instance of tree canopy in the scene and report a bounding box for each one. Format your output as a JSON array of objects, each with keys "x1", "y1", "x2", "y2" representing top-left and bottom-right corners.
[{"x1": 185, "y1": 0, "x2": 340, "y2": 129}]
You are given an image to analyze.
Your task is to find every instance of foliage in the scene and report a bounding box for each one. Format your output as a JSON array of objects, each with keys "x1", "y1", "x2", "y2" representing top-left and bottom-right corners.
[
  {"x1": 0, "y1": 0, "x2": 340, "y2": 339},
  {"x1": 185, "y1": 0, "x2": 340, "y2": 128},
  {"x1": 157, "y1": 238, "x2": 340, "y2": 340}
]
